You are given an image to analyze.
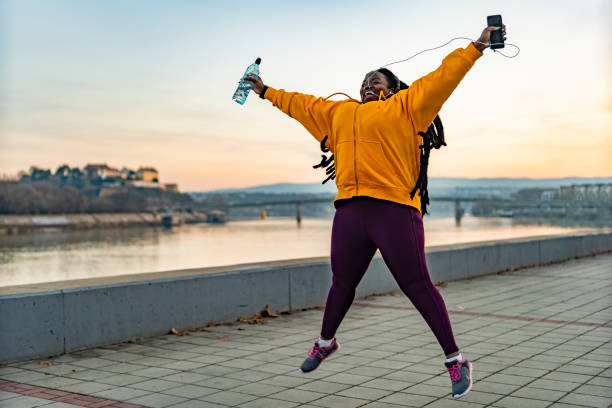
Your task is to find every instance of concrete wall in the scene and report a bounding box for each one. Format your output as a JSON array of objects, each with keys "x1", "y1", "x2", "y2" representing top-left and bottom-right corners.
[
  {"x1": 1, "y1": 232, "x2": 611, "y2": 363},
  {"x1": 0, "y1": 212, "x2": 207, "y2": 233}
]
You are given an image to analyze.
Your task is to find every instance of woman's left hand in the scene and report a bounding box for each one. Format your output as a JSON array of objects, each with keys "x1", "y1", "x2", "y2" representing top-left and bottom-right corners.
[{"x1": 473, "y1": 24, "x2": 506, "y2": 52}]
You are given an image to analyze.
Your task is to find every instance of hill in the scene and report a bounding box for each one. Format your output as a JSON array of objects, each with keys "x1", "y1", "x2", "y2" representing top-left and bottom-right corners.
[{"x1": 190, "y1": 177, "x2": 612, "y2": 199}]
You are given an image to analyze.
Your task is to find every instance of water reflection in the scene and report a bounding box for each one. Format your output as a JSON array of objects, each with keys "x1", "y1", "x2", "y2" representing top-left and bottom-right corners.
[{"x1": 1, "y1": 227, "x2": 163, "y2": 249}]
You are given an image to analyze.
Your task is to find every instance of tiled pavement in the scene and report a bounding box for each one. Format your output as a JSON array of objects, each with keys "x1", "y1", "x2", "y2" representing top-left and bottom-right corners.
[{"x1": 1, "y1": 253, "x2": 611, "y2": 408}]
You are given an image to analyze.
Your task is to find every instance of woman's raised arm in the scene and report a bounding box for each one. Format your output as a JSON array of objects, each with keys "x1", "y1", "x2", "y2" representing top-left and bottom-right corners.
[
  {"x1": 405, "y1": 25, "x2": 506, "y2": 133},
  {"x1": 245, "y1": 75, "x2": 342, "y2": 144}
]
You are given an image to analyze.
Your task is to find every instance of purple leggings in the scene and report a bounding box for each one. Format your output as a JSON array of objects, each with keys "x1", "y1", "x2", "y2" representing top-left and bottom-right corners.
[{"x1": 321, "y1": 197, "x2": 459, "y2": 356}]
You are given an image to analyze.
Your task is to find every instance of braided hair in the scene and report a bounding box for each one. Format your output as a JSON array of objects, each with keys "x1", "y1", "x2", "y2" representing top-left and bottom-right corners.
[
  {"x1": 313, "y1": 68, "x2": 446, "y2": 214},
  {"x1": 312, "y1": 136, "x2": 336, "y2": 184}
]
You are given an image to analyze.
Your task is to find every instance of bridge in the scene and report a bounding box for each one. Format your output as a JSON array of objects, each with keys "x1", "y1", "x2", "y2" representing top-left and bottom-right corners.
[
  {"x1": 209, "y1": 196, "x2": 510, "y2": 226},
  {"x1": 201, "y1": 196, "x2": 611, "y2": 226}
]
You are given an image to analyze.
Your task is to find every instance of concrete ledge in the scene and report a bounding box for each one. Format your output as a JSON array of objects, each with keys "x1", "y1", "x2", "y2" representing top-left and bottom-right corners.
[
  {"x1": 61, "y1": 267, "x2": 291, "y2": 351},
  {"x1": 1, "y1": 292, "x2": 65, "y2": 361},
  {"x1": 0, "y1": 212, "x2": 207, "y2": 233},
  {"x1": 1, "y1": 232, "x2": 611, "y2": 363}
]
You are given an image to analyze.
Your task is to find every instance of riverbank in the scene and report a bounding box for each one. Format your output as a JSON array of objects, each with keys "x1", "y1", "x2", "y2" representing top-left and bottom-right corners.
[{"x1": 0, "y1": 212, "x2": 209, "y2": 234}]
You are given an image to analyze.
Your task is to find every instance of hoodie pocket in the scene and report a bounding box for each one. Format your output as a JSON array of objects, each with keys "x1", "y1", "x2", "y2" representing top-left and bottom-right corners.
[
  {"x1": 358, "y1": 140, "x2": 401, "y2": 188},
  {"x1": 335, "y1": 140, "x2": 355, "y2": 187}
]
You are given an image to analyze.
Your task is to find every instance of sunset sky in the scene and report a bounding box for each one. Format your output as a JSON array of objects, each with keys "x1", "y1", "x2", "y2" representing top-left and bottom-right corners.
[{"x1": 1, "y1": 0, "x2": 611, "y2": 191}]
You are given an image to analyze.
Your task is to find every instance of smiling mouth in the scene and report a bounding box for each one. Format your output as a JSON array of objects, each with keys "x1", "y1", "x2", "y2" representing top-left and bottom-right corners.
[{"x1": 364, "y1": 90, "x2": 377, "y2": 98}]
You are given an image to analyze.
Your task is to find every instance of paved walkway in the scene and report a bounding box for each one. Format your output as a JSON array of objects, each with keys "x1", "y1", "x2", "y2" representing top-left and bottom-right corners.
[{"x1": 1, "y1": 253, "x2": 611, "y2": 408}]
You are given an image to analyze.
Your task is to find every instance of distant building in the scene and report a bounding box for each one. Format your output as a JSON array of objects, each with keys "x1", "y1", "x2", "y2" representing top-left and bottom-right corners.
[
  {"x1": 137, "y1": 167, "x2": 159, "y2": 182},
  {"x1": 558, "y1": 184, "x2": 612, "y2": 201},
  {"x1": 84, "y1": 164, "x2": 120, "y2": 180},
  {"x1": 164, "y1": 183, "x2": 178, "y2": 192},
  {"x1": 540, "y1": 190, "x2": 557, "y2": 200},
  {"x1": 120, "y1": 167, "x2": 137, "y2": 180}
]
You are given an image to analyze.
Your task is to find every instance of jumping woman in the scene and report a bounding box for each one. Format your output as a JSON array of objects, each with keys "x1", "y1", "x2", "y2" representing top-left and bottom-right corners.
[{"x1": 246, "y1": 24, "x2": 506, "y2": 399}]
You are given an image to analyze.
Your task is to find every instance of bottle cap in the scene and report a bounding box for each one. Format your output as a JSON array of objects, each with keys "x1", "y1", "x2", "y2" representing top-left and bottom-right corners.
[{"x1": 255, "y1": 58, "x2": 261, "y2": 64}]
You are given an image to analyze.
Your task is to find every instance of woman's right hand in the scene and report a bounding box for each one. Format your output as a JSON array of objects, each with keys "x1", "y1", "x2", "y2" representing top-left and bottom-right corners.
[{"x1": 245, "y1": 75, "x2": 264, "y2": 95}]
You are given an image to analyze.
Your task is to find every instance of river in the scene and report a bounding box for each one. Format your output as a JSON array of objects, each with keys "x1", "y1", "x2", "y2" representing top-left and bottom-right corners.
[
  {"x1": 0, "y1": 215, "x2": 600, "y2": 287},
  {"x1": 0, "y1": 216, "x2": 604, "y2": 287}
]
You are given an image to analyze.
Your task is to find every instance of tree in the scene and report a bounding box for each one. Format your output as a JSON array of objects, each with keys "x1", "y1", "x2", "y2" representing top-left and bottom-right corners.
[
  {"x1": 30, "y1": 167, "x2": 51, "y2": 182},
  {"x1": 55, "y1": 164, "x2": 71, "y2": 178}
]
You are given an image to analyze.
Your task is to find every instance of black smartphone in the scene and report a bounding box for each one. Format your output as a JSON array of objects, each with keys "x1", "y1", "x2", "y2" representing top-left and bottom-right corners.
[{"x1": 487, "y1": 14, "x2": 504, "y2": 49}]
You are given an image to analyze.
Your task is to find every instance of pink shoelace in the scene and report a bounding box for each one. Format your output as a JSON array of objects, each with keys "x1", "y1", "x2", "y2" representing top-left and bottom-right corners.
[
  {"x1": 447, "y1": 361, "x2": 462, "y2": 382},
  {"x1": 308, "y1": 342, "x2": 330, "y2": 359}
]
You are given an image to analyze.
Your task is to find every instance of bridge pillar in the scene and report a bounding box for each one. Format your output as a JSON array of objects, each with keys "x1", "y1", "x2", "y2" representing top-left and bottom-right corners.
[
  {"x1": 296, "y1": 202, "x2": 302, "y2": 226},
  {"x1": 455, "y1": 199, "x2": 465, "y2": 227}
]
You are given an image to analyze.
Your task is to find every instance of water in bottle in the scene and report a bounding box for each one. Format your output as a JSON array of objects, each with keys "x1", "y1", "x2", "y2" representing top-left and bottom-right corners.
[{"x1": 232, "y1": 58, "x2": 261, "y2": 105}]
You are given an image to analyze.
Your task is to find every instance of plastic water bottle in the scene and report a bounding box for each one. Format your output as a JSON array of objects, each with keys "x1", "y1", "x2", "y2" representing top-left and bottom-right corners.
[{"x1": 232, "y1": 58, "x2": 261, "y2": 105}]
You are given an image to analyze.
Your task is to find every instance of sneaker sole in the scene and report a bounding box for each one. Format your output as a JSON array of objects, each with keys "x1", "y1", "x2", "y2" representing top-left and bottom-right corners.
[
  {"x1": 299, "y1": 342, "x2": 340, "y2": 374},
  {"x1": 452, "y1": 361, "x2": 473, "y2": 399}
]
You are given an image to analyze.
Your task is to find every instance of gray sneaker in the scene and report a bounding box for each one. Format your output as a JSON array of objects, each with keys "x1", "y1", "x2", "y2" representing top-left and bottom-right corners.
[
  {"x1": 445, "y1": 358, "x2": 473, "y2": 398},
  {"x1": 300, "y1": 339, "x2": 339, "y2": 373}
]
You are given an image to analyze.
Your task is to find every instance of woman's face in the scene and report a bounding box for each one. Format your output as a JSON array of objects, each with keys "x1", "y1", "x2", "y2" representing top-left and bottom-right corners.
[{"x1": 360, "y1": 72, "x2": 394, "y2": 104}]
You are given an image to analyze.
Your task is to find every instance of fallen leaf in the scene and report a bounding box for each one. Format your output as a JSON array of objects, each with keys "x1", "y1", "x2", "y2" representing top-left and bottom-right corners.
[
  {"x1": 457, "y1": 306, "x2": 465, "y2": 310},
  {"x1": 208, "y1": 322, "x2": 215, "y2": 327},
  {"x1": 239, "y1": 313, "x2": 269, "y2": 325},
  {"x1": 393, "y1": 293, "x2": 402, "y2": 297},
  {"x1": 262, "y1": 304, "x2": 280, "y2": 318},
  {"x1": 39, "y1": 361, "x2": 53, "y2": 366},
  {"x1": 188, "y1": 328, "x2": 198, "y2": 332},
  {"x1": 434, "y1": 281, "x2": 447, "y2": 287},
  {"x1": 170, "y1": 328, "x2": 187, "y2": 336},
  {"x1": 216, "y1": 335, "x2": 229, "y2": 340}
]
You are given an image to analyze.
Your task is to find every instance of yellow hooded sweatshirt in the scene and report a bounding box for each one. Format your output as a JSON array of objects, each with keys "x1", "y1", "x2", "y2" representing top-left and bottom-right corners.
[{"x1": 262, "y1": 43, "x2": 483, "y2": 213}]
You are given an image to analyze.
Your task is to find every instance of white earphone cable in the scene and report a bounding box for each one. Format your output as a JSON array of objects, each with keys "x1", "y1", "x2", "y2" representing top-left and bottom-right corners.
[{"x1": 380, "y1": 37, "x2": 520, "y2": 68}]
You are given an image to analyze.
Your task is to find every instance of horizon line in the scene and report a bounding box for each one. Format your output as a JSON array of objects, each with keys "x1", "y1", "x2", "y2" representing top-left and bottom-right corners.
[{"x1": 191, "y1": 176, "x2": 612, "y2": 193}]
